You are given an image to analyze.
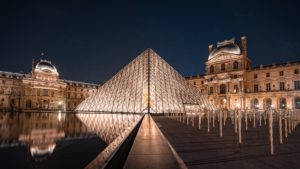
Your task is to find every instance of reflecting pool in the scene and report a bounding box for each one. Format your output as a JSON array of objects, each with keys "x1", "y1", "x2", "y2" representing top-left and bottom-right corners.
[{"x1": 0, "y1": 111, "x2": 142, "y2": 169}]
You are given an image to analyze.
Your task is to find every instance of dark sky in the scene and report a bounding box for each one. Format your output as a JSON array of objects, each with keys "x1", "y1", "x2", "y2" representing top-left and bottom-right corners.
[{"x1": 1, "y1": 0, "x2": 299, "y2": 84}]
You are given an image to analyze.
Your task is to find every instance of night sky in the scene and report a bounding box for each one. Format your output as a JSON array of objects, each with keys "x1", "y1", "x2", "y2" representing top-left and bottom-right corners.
[{"x1": 0, "y1": 0, "x2": 299, "y2": 84}]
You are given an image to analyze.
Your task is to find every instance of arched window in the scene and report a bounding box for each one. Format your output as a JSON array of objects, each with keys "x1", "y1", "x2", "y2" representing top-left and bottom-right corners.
[
  {"x1": 265, "y1": 98, "x2": 272, "y2": 109},
  {"x1": 233, "y1": 85, "x2": 239, "y2": 93},
  {"x1": 43, "y1": 100, "x2": 49, "y2": 109},
  {"x1": 295, "y1": 97, "x2": 300, "y2": 109},
  {"x1": 25, "y1": 100, "x2": 32, "y2": 108},
  {"x1": 220, "y1": 84, "x2": 226, "y2": 94},
  {"x1": 221, "y1": 63, "x2": 226, "y2": 72},
  {"x1": 233, "y1": 61, "x2": 238, "y2": 70},
  {"x1": 252, "y1": 98, "x2": 259, "y2": 109},
  {"x1": 279, "y1": 98, "x2": 286, "y2": 109},
  {"x1": 210, "y1": 65, "x2": 214, "y2": 73}
]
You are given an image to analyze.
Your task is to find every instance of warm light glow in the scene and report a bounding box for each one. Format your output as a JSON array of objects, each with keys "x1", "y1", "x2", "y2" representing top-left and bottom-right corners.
[
  {"x1": 57, "y1": 112, "x2": 62, "y2": 121},
  {"x1": 76, "y1": 49, "x2": 215, "y2": 113},
  {"x1": 77, "y1": 113, "x2": 142, "y2": 144},
  {"x1": 58, "y1": 101, "x2": 62, "y2": 105}
]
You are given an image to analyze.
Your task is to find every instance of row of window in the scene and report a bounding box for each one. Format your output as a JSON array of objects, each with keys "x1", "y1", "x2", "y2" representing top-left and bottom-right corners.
[
  {"x1": 253, "y1": 81, "x2": 300, "y2": 92},
  {"x1": 252, "y1": 97, "x2": 300, "y2": 109},
  {"x1": 67, "y1": 93, "x2": 86, "y2": 99},
  {"x1": 254, "y1": 69, "x2": 299, "y2": 79},
  {"x1": 206, "y1": 81, "x2": 300, "y2": 94},
  {"x1": 209, "y1": 84, "x2": 239, "y2": 94},
  {"x1": 209, "y1": 61, "x2": 239, "y2": 73}
]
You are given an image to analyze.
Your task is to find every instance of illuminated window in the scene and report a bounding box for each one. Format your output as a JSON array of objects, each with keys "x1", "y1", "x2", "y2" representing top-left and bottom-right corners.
[
  {"x1": 266, "y1": 83, "x2": 271, "y2": 91},
  {"x1": 279, "y1": 82, "x2": 285, "y2": 91},
  {"x1": 279, "y1": 98, "x2": 286, "y2": 109},
  {"x1": 280, "y1": 71, "x2": 284, "y2": 76},
  {"x1": 265, "y1": 98, "x2": 272, "y2": 108},
  {"x1": 221, "y1": 63, "x2": 226, "y2": 72},
  {"x1": 252, "y1": 99, "x2": 259, "y2": 109},
  {"x1": 233, "y1": 85, "x2": 239, "y2": 93}
]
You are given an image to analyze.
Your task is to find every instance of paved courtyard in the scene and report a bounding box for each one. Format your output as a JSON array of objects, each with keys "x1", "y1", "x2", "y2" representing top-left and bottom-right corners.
[{"x1": 153, "y1": 116, "x2": 300, "y2": 169}]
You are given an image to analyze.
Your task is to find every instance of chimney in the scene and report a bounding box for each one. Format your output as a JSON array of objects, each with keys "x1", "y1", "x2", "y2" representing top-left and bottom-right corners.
[
  {"x1": 31, "y1": 59, "x2": 35, "y2": 74},
  {"x1": 208, "y1": 44, "x2": 214, "y2": 54},
  {"x1": 241, "y1": 36, "x2": 247, "y2": 56}
]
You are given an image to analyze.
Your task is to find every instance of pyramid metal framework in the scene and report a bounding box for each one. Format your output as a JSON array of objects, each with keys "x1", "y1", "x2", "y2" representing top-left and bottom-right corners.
[{"x1": 76, "y1": 48, "x2": 214, "y2": 113}]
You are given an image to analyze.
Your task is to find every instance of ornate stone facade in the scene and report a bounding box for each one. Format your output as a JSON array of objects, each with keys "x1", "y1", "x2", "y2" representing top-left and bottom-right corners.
[
  {"x1": 0, "y1": 59, "x2": 98, "y2": 111},
  {"x1": 186, "y1": 36, "x2": 300, "y2": 110}
]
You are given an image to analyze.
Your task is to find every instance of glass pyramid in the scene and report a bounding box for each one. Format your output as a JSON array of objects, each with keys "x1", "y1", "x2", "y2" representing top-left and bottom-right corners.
[{"x1": 76, "y1": 48, "x2": 214, "y2": 113}]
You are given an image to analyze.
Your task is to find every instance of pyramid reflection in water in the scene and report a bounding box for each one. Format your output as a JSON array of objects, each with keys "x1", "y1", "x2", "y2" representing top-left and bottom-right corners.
[
  {"x1": 77, "y1": 113, "x2": 142, "y2": 144},
  {"x1": 76, "y1": 48, "x2": 214, "y2": 113}
]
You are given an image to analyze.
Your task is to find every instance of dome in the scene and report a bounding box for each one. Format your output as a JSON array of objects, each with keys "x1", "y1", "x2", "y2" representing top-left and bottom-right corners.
[
  {"x1": 30, "y1": 144, "x2": 56, "y2": 158},
  {"x1": 35, "y1": 60, "x2": 58, "y2": 75},
  {"x1": 208, "y1": 38, "x2": 241, "y2": 60}
]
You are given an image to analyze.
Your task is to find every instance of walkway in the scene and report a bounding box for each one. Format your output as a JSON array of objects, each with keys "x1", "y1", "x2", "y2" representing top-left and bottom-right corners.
[{"x1": 123, "y1": 114, "x2": 185, "y2": 169}]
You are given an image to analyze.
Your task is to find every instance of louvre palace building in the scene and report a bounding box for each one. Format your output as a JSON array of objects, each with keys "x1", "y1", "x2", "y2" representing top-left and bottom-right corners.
[
  {"x1": 186, "y1": 36, "x2": 300, "y2": 110},
  {"x1": 0, "y1": 60, "x2": 98, "y2": 111},
  {"x1": 1, "y1": 36, "x2": 300, "y2": 112}
]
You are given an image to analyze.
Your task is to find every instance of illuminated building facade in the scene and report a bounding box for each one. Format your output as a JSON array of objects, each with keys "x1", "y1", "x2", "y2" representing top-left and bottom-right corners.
[
  {"x1": 186, "y1": 36, "x2": 300, "y2": 110},
  {"x1": 0, "y1": 60, "x2": 99, "y2": 111}
]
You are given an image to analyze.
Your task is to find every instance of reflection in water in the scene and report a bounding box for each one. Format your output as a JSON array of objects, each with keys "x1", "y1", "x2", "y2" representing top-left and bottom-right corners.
[
  {"x1": 76, "y1": 113, "x2": 143, "y2": 169},
  {"x1": 0, "y1": 111, "x2": 143, "y2": 169},
  {"x1": 167, "y1": 108, "x2": 299, "y2": 155},
  {"x1": 0, "y1": 112, "x2": 94, "y2": 161},
  {"x1": 19, "y1": 129, "x2": 65, "y2": 158},
  {"x1": 77, "y1": 113, "x2": 141, "y2": 144}
]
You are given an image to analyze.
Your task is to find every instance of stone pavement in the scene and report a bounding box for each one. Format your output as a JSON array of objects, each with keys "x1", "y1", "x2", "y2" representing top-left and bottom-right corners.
[
  {"x1": 123, "y1": 114, "x2": 186, "y2": 169},
  {"x1": 153, "y1": 116, "x2": 300, "y2": 169}
]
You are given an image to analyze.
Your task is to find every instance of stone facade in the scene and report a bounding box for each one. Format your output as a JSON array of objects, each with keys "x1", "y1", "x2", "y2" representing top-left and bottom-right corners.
[
  {"x1": 186, "y1": 36, "x2": 300, "y2": 110},
  {"x1": 0, "y1": 59, "x2": 98, "y2": 111}
]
